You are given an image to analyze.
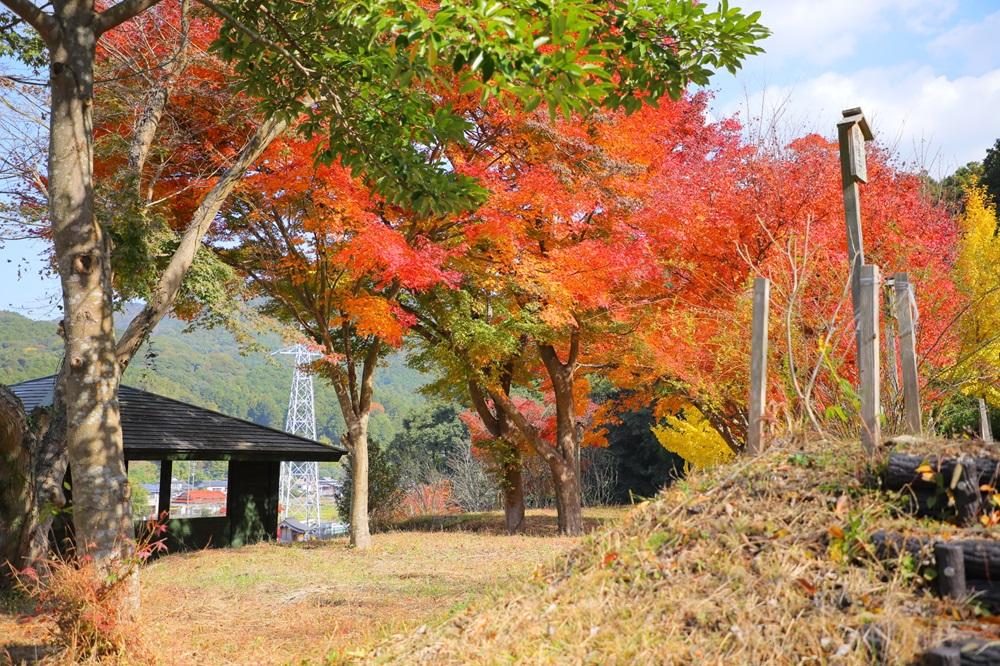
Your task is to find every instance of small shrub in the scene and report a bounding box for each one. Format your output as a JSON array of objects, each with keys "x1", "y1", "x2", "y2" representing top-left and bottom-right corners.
[
  {"x1": 11, "y1": 515, "x2": 167, "y2": 662},
  {"x1": 400, "y1": 480, "x2": 459, "y2": 517}
]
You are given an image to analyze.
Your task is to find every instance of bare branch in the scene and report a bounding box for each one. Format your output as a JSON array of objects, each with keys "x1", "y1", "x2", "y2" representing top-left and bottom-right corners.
[{"x1": 115, "y1": 113, "x2": 289, "y2": 369}]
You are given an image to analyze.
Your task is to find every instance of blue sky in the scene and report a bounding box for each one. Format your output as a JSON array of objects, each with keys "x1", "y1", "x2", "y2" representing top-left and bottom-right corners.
[
  {"x1": 709, "y1": 0, "x2": 1000, "y2": 172},
  {"x1": 2, "y1": 0, "x2": 999, "y2": 318}
]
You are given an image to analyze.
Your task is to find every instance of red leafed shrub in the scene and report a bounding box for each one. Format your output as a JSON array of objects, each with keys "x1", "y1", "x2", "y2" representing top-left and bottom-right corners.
[
  {"x1": 10, "y1": 514, "x2": 168, "y2": 662},
  {"x1": 399, "y1": 481, "x2": 459, "y2": 518}
]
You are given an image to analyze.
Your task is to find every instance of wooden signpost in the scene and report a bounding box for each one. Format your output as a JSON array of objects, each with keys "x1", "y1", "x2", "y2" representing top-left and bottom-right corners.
[
  {"x1": 893, "y1": 273, "x2": 922, "y2": 434},
  {"x1": 838, "y1": 107, "x2": 885, "y2": 454},
  {"x1": 837, "y1": 107, "x2": 874, "y2": 363},
  {"x1": 747, "y1": 277, "x2": 770, "y2": 454}
]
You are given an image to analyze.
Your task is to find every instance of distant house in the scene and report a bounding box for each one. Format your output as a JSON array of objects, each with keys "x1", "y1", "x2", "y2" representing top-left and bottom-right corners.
[
  {"x1": 10, "y1": 375, "x2": 345, "y2": 552},
  {"x1": 318, "y1": 477, "x2": 342, "y2": 497},
  {"x1": 139, "y1": 483, "x2": 161, "y2": 520},
  {"x1": 171, "y1": 488, "x2": 228, "y2": 517},
  {"x1": 278, "y1": 518, "x2": 315, "y2": 543},
  {"x1": 195, "y1": 479, "x2": 228, "y2": 493}
]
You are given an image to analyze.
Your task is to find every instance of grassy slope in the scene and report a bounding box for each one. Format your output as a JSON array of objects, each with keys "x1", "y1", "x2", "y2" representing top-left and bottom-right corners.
[{"x1": 365, "y1": 439, "x2": 1000, "y2": 665}]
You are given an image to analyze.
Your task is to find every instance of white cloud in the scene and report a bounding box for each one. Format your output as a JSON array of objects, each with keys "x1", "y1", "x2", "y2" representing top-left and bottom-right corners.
[
  {"x1": 927, "y1": 9, "x2": 1000, "y2": 70},
  {"x1": 742, "y1": 0, "x2": 957, "y2": 65},
  {"x1": 718, "y1": 66, "x2": 1000, "y2": 174}
]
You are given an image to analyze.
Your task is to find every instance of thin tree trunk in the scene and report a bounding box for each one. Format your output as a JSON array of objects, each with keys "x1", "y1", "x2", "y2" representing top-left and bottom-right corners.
[
  {"x1": 24, "y1": 363, "x2": 71, "y2": 568},
  {"x1": 115, "y1": 114, "x2": 287, "y2": 370},
  {"x1": 467, "y1": 379, "x2": 525, "y2": 534}
]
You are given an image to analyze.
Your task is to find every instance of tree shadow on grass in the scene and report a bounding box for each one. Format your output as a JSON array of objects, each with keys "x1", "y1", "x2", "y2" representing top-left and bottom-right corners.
[{"x1": 390, "y1": 510, "x2": 615, "y2": 537}]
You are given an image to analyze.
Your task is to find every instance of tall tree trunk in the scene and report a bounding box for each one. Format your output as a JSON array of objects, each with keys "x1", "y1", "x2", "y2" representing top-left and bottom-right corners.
[
  {"x1": 539, "y1": 341, "x2": 584, "y2": 536},
  {"x1": 547, "y1": 454, "x2": 582, "y2": 535},
  {"x1": 344, "y1": 420, "x2": 372, "y2": 550},
  {"x1": 48, "y1": 0, "x2": 133, "y2": 575},
  {"x1": 487, "y1": 340, "x2": 585, "y2": 538},
  {"x1": 328, "y1": 340, "x2": 381, "y2": 551}
]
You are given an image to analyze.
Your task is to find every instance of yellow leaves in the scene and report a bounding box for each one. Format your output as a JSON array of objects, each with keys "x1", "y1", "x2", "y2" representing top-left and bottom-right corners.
[
  {"x1": 650, "y1": 402, "x2": 735, "y2": 469},
  {"x1": 916, "y1": 462, "x2": 936, "y2": 482},
  {"x1": 954, "y1": 183, "x2": 1000, "y2": 405}
]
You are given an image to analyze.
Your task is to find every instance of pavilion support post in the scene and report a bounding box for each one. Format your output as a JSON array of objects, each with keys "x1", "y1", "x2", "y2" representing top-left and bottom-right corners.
[
  {"x1": 893, "y1": 273, "x2": 921, "y2": 435},
  {"x1": 747, "y1": 277, "x2": 770, "y2": 454},
  {"x1": 859, "y1": 264, "x2": 882, "y2": 455},
  {"x1": 157, "y1": 459, "x2": 172, "y2": 520}
]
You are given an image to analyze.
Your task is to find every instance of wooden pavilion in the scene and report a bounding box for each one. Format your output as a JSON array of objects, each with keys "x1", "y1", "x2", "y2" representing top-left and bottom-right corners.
[{"x1": 9, "y1": 376, "x2": 345, "y2": 551}]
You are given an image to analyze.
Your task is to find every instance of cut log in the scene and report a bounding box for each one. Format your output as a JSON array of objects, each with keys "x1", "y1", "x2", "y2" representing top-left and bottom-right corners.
[
  {"x1": 923, "y1": 646, "x2": 960, "y2": 666},
  {"x1": 966, "y1": 579, "x2": 1000, "y2": 608},
  {"x1": 954, "y1": 457, "x2": 983, "y2": 526},
  {"x1": 870, "y1": 530, "x2": 928, "y2": 560},
  {"x1": 942, "y1": 639, "x2": 1000, "y2": 666},
  {"x1": 952, "y1": 539, "x2": 1000, "y2": 580},
  {"x1": 883, "y1": 453, "x2": 1000, "y2": 492},
  {"x1": 871, "y1": 531, "x2": 1000, "y2": 608}
]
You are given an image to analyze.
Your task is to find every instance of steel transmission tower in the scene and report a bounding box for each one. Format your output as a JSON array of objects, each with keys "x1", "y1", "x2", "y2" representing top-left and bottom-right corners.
[{"x1": 274, "y1": 344, "x2": 322, "y2": 533}]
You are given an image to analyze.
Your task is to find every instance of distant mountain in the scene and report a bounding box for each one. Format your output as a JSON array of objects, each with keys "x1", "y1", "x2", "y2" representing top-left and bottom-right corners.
[{"x1": 0, "y1": 309, "x2": 431, "y2": 447}]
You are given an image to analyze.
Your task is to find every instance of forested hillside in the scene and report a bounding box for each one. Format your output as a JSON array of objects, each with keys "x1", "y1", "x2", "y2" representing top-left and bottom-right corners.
[{"x1": 0, "y1": 309, "x2": 430, "y2": 447}]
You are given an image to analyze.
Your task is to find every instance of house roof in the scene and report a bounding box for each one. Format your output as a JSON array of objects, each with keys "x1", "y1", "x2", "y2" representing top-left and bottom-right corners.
[
  {"x1": 279, "y1": 518, "x2": 314, "y2": 533},
  {"x1": 9, "y1": 375, "x2": 345, "y2": 462},
  {"x1": 173, "y1": 489, "x2": 227, "y2": 504}
]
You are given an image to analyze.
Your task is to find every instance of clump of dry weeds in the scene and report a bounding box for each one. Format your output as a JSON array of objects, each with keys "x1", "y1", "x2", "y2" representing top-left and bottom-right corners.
[{"x1": 362, "y1": 438, "x2": 1000, "y2": 664}]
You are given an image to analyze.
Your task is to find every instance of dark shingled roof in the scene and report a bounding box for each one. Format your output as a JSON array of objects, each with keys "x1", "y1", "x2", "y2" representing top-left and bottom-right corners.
[{"x1": 9, "y1": 375, "x2": 345, "y2": 462}]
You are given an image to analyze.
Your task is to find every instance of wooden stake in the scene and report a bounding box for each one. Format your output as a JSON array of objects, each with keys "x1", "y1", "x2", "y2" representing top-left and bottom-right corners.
[
  {"x1": 884, "y1": 285, "x2": 900, "y2": 402},
  {"x1": 859, "y1": 264, "x2": 881, "y2": 454},
  {"x1": 934, "y1": 542, "x2": 967, "y2": 601},
  {"x1": 893, "y1": 273, "x2": 921, "y2": 435},
  {"x1": 980, "y1": 399, "x2": 994, "y2": 443},
  {"x1": 747, "y1": 277, "x2": 770, "y2": 454}
]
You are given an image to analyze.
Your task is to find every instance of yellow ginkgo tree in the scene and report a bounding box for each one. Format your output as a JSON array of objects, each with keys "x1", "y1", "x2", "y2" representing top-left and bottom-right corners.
[
  {"x1": 651, "y1": 402, "x2": 736, "y2": 470},
  {"x1": 952, "y1": 185, "x2": 1000, "y2": 408}
]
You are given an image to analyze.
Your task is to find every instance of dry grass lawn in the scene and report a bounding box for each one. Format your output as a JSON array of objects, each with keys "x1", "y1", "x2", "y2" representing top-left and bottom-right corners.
[{"x1": 1, "y1": 508, "x2": 624, "y2": 665}]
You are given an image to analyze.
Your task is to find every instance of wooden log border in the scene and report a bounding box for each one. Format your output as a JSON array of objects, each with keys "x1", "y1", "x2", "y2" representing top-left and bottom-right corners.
[
  {"x1": 881, "y1": 453, "x2": 1000, "y2": 524},
  {"x1": 871, "y1": 530, "x2": 1000, "y2": 608},
  {"x1": 922, "y1": 640, "x2": 1000, "y2": 666}
]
